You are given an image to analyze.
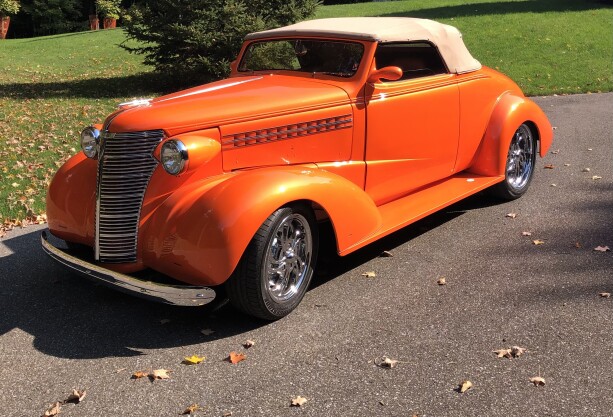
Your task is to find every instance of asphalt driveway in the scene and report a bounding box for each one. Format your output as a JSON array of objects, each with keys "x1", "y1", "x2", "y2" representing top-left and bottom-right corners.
[{"x1": 1, "y1": 93, "x2": 611, "y2": 417}]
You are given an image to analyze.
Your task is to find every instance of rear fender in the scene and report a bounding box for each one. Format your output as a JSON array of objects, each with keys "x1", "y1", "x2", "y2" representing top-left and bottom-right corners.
[
  {"x1": 142, "y1": 166, "x2": 381, "y2": 286},
  {"x1": 468, "y1": 93, "x2": 553, "y2": 177}
]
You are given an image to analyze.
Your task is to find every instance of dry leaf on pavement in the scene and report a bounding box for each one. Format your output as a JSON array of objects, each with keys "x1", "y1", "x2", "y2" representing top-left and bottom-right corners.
[
  {"x1": 459, "y1": 380, "x2": 473, "y2": 393},
  {"x1": 493, "y1": 348, "x2": 512, "y2": 358},
  {"x1": 243, "y1": 340, "x2": 255, "y2": 349},
  {"x1": 505, "y1": 213, "x2": 517, "y2": 219},
  {"x1": 437, "y1": 277, "x2": 446, "y2": 286},
  {"x1": 599, "y1": 292, "x2": 611, "y2": 298},
  {"x1": 183, "y1": 355, "x2": 205, "y2": 365},
  {"x1": 290, "y1": 396, "x2": 308, "y2": 407},
  {"x1": 200, "y1": 328, "x2": 215, "y2": 336},
  {"x1": 181, "y1": 404, "x2": 200, "y2": 415},
  {"x1": 63, "y1": 389, "x2": 86, "y2": 404},
  {"x1": 375, "y1": 356, "x2": 399, "y2": 368},
  {"x1": 380, "y1": 250, "x2": 394, "y2": 257},
  {"x1": 42, "y1": 402, "x2": 62, "y2": 417},
  {"x1": 361, "y1": 271, "x2": 376, "y2": 278},
  {"x1": 522, "y1": 231, "x2": 532, "y2": 236},
  {"x1": 530, "y1": 376, "x2": 546, "y2": 386},
  {"x1": 532, "y1": 239, "x2": 545, "y2": 245},
  {"x1": 582, "y1": 167, "x2": 591, "y2": 172},
  {"x1": 544, "y1": 164, "x2": 555, "y2": 169},
  {"x1": 151, "y1": 369, "x2": 171, "y2": 380},
  {"x1": 592, "y1": 175, "x2": 602, "y2": 180},
  {"x1": 594, "y1": 246, "x2": 610, "y2": 252},
  {"x1": 131, "y1": 371, "x2": 149, "y2": 379},
  {"x1": 228, "y1": 352, "x2": 246, "y2": 364}
]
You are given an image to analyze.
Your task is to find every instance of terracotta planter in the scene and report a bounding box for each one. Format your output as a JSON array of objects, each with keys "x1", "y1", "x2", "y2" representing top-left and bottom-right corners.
[
  {"x1": 103, "y1": 17, "x2": 117, "y2": 29},
  {"x1": 1, "y1": 16, "x2": 10, "y2": 40},
  {"x1": 89, "y1": 14, "x2": 99, "y2": 31}
]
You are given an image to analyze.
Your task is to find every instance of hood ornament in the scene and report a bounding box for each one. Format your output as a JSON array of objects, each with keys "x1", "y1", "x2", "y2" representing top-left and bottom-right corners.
[{"x1": 118, "y1": 98, "x2": 153, "y2": 109}]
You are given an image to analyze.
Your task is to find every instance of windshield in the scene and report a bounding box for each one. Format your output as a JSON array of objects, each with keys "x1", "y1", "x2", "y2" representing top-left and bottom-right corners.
[{"x1": 239, "y1": 39, "x2": 364, "y2": 78}]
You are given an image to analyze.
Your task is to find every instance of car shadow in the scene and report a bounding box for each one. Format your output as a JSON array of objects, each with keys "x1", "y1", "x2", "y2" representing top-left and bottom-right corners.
[{"x1": 0, "y1": 192, "x2": 501, "y2": 360}]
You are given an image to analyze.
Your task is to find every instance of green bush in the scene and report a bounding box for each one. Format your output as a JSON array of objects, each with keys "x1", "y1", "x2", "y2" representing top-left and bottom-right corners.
[
  {"x1": 122, "y1": 0, "x2": 320, "y2": 86},
  {"x1": 96, "y1": 0, "x2": 121, "y2": 19},
  {"x1": 0, "y1": 0, "x2": 20, "y2": 16}
]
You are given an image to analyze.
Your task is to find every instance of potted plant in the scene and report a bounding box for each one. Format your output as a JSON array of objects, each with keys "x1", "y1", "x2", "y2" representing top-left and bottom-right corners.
[
  {"x1": 0, "y1": 0, "x2": 19, "y2": 39},
  {"x1": 96, "y1": 0, "x2": 121, "y2": 29}
]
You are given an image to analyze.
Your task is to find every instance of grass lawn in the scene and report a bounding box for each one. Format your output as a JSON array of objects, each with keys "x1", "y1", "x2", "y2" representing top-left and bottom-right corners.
[{"x1": 0, "y1": 0, "x2": 612, "y2": 223}]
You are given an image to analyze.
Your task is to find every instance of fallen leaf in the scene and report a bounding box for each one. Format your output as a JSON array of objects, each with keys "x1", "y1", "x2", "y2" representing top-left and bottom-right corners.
[
  {"x1": 592, "y1": 175, "x2": 602, "y2": 180},
  {"x1": 493, "y1": 348, "x2": 512, "y2": 358},
  {"x1": 160, "y1": 319, "x2": 171, "y2": 325},
  {"x1": 550, "y1": 183, "x2": 557, "y2": 187},
  {"x1": 437, "y1": 277, "x2": 446, "y2": 286},
  {"x1": 510, "y1": 346, "x2": 527, "y2": 357},
  {"x1": 544, "y1": 164, "x2": 555, "y2": 169},
  {"x1": 599, "y1": 292, "x2": 611, "y2": 298},
  {"x1": 131, "y1": 371, "x2": 149, "y2": 379},
  {"x1": 290, "y1": 396, "x2": 308, "y2": 407},
  {"x1": 222, "y1": 412, "x2": 232, "y2": 417},
  {"x1": 594, "y1": 246, "x2": 610, "y2": 252},
  {"x1": 151, "y1": 369, "x2": 171, "y2": 380},
  {"x1": 533, "y1": 240, "x2": 545, "y2": 245},
  {"x1": 115, "y1": 367, "x2": 127, "y2": 373},
  {"x1": 564, "y1": 163, "x2": 571, "y2": 167},
  {"x1": 522, "y1": 231, "x2": 533, "y2": 236},
  {"x1": 574, "y1": 242, "x2": 582, "y2": 248},
  {"x1": 63, "y1": 389, "x2": 86, "y2": 404},
  {"x1": 505, "y1": 213, "x2": 517, "y2": 219},
  {"x1": 228, "y1": 352, "x2": 246, "y2": 364},
  {"x1": 243, "y1": 340, "x2": 255, "y2": 349},
  {"x1": 582, "y1": 167, "x2": 591, "y2": 172},
  {"x1": 42, "y1": 402, "x2": 61, "y2": 417},
  {"x1": 375, "y1": 356, "x2": 399, "y2": 368},
  {"x1": 379, "y1": 250, "x2": 394, "y2": 257},
  {"x1": 587, "y1": 148, "x2": 593, "y2": 151},
  {"x1": 550, "y1": 149, "x2": 560, "y2": 154},
  {"x1": 361, "y1": 271, "x2": 376, "y2": 278},
  {"x1": 200, "y1": 328, "x2": 215, "y2": 336},
  {"x1": 181, "y1": 404, "x2": 200, "y2": 415},
  {"x1": 183, "y1": 355, "x2": 205, "y2": 365},
  {"x1": 459, "y1": 380, "x2": 473, "y2": 393},
  {"x1": 530, "y1": 376, "x2": 546, "y2": 386}
]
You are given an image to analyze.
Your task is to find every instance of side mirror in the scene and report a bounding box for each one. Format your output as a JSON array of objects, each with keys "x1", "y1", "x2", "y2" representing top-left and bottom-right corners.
[{"x1": 367, "y1": 66, "x2": 403, "y2": 83}]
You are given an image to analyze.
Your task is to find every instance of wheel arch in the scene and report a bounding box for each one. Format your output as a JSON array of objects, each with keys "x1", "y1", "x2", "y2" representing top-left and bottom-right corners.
[
  {"x1": 467, "y1": 92, "x2": 553, "y2": 177},
  {"x1": 142, "y1": 166, "x2": 381, "y2": 286}
]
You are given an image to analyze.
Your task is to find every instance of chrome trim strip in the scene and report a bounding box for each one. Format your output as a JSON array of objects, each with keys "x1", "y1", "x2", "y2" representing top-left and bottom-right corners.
[
  {"x1": 42, "y1": 230, "x2": 216, "y2": 307},
  {"x1": 222, "y1": 114, "x2": 353, "y2": 149}
]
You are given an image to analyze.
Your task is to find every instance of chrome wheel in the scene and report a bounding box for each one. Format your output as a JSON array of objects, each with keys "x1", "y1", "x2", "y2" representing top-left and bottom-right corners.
[
  {"x1": 505, "y1": 124, "x2": 535, "y2": 192},
  {"x1": 263, "y1": 213, "x2": 313, "y2": 303}
]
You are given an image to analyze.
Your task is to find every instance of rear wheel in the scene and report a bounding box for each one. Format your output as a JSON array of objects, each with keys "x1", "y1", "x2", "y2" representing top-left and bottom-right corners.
[
  {"x1": 226, "y1": 204, "x2": 318, "y2": 320},
  {"x1": 491, "y1": 123, "x2": 537, "y2": 200}
]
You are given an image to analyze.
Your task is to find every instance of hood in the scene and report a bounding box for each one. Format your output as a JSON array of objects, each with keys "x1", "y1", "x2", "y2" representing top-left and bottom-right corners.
[{"x1": 107, "y1": 75, "x2": 351, "y2": 135}]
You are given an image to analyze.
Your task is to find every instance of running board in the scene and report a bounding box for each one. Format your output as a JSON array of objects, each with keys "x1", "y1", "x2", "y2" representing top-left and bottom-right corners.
[{"x1": 340, "y1": 173, "x2": 504, "y2": 255}]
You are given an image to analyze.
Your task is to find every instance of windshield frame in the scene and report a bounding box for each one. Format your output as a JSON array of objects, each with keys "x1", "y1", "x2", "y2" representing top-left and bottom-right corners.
[{"x1": 238, "y1": 38, "x2": 366, "y2": 79}]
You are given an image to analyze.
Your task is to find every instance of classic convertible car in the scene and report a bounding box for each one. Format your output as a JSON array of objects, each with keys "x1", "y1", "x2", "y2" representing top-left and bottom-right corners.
[{"x1": 42, "y1": 17, "x2": 552, "y2": 319}]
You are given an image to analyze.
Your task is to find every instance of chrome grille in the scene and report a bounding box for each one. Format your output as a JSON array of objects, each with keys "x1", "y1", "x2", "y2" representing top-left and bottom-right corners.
[{"x1": 96, "y1": 130, "x2": 164, "y2": 263}]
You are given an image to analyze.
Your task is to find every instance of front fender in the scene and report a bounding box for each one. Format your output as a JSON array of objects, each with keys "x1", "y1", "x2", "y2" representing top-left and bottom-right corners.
[
  {"x1": 468, "y1": 93, "x2": 553, "y2": 177},
  {"x1": 142, "y1": 166, "x2": 381, "y2": 286}
]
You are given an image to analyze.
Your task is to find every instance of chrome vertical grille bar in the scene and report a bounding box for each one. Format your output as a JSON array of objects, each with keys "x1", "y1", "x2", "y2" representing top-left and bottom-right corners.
[{"x1": 95, "y1": 129, "x2": 164, "y2": 263}]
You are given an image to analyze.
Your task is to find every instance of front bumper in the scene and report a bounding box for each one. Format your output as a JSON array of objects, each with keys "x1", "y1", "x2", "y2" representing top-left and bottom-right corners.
[{"x1": 41, "y1": 230, "x2": 216, "y2": 306}]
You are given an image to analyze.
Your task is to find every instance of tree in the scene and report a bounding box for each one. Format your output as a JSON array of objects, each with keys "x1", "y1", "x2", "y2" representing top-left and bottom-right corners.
[
  {"x1": 122, "y1": 0, "x2": 320, "y2": 86},
  {"x1": 0, "y1": 0, "x2": 20, "y2": 16},
  {"x1": 20, "y1": 0, "x2": 83, "y2": 36}
]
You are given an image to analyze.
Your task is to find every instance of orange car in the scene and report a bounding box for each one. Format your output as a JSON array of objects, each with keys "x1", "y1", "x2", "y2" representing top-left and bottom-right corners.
[{"x1": 42, "y1": 17, "x2": 553, "y2": 319}]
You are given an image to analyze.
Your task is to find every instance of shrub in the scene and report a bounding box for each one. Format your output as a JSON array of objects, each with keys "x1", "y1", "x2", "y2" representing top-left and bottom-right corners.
[
  {"x1": 96, "y1": 0, "x2": 121, "y2": 19},
  {"x1": 122, "y1": 0, "x2": 320, "y2": 86},
  {"x1": 0, "y1": 0, "x2": 20, "y2": 16}
]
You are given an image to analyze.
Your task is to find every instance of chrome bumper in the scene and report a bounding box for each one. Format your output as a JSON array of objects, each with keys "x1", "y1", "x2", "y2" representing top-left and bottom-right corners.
[{"x1": 41, "y1": 230, "x2": 216, "y2": 307}]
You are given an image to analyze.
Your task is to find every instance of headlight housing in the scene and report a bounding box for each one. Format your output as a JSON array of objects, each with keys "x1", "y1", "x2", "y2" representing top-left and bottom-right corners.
[
  {"x1": 161, "y1": 140, "x2": 188, "y2": 175},
  {"x1": 80, "y1": 127, "x2": 100, "y2": 159}
]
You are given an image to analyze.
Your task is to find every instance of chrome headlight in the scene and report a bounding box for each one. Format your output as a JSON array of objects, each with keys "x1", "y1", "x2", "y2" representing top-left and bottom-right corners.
[
  {"x1": 80, "y1": 127, "x2": 100, "y2": 159},
  {"x1": 161, "y1": 140, "x2": 188, "y2": 175}
]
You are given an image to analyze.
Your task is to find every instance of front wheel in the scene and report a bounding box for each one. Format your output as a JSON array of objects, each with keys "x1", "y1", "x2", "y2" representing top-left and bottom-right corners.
[
  {"x1": 226, "y1": 204, "x2": 318, "y2": 320},
  {"x1": 491, "y1": 123, "x2": 537, "y2": 200}
]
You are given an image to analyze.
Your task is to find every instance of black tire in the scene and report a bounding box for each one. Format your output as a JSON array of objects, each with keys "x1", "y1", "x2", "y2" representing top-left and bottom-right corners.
[
  {"x1": 491, "y1": 123, "x2": 537, "y2": 200},
  {"x1": 226, "y1": 204, "x2": 318, "y2": 320}
]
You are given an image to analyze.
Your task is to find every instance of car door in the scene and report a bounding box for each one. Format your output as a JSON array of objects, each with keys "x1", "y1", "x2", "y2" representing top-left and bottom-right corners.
[{"x1": 364, "y1": 42, "x2": 459, "y2": 206}]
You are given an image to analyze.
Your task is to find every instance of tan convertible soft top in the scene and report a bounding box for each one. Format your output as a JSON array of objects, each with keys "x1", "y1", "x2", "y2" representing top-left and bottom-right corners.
[{"x1": 245, "y1": 17, "x2": 481, "y2": 74}]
